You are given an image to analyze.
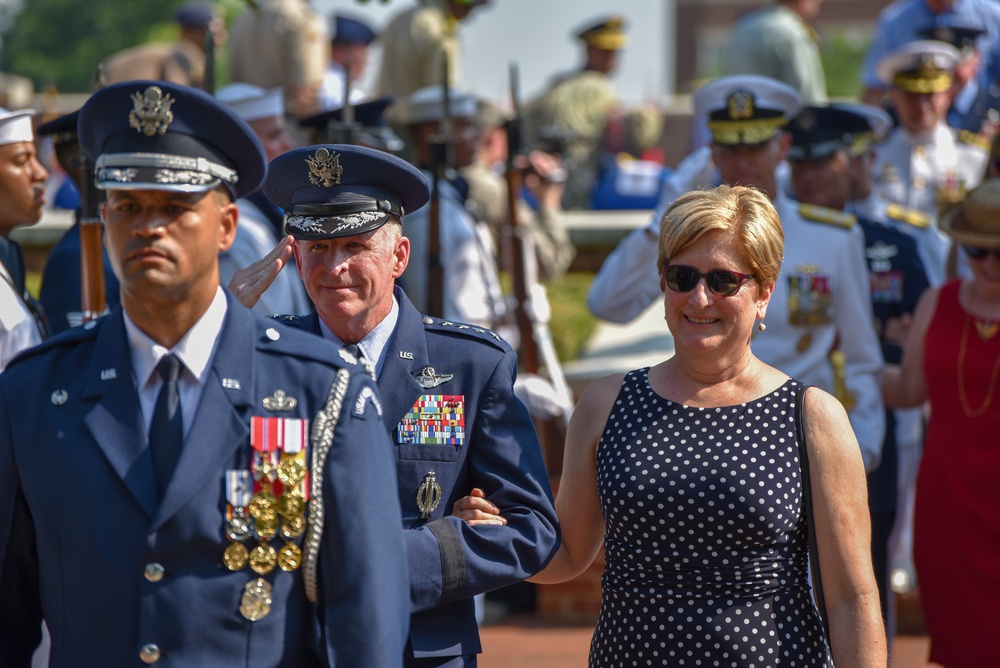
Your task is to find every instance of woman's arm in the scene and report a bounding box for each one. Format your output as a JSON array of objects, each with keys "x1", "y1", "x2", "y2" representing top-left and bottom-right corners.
[
  {"x1": 882, "y1": 286, "x2": 938, "y2": 409},
  {"x1": 528, "y1": 373, "x2": 624, "y2": 584},
  {"x1": 803, "y1": 386, "x2": 887, "y2": 667}
]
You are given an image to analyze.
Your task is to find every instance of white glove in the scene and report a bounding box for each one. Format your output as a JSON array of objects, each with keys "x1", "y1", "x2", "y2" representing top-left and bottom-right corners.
[{"x1": 514, "y1": 373, "x2": 573, "y2": 421}]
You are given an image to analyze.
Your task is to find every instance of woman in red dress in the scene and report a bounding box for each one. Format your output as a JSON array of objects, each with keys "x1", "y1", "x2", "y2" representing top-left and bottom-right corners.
[{"x1": 885, "y1": 180, "x2": 1000, "y2": 666}]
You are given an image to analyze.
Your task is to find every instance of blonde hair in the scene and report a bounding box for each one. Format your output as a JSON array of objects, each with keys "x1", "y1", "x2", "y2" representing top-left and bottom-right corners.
[{"x1": 656, "y1": 185, "x2": 784, "y2": 292}]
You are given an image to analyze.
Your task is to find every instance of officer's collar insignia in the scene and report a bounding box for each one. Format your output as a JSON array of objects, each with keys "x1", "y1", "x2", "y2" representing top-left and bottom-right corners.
[
  {"x1": 51, "y1": 390, "x2": 68, "y2": 406},
  {"x1": 262, "y1": 389, "x2": 297, "y2": 412},
  {"x1": 727, "y1": 90, "x2": 755, "y2": 120},
  {"x1": 414, "y1": 366, "x2": 453, "y2": 389},
  {"x1": 129, "y1": 86, "x2": 175, "y2": 137},
  {"x1": 306, "y1": 147, "x2": 343, "y2": 187},
  {"x1": 222, "y1": 378, "x2": 242, "y2": 390},
  {"x1": 100, "y1": 368, "x2": 117, "y2": 381}
]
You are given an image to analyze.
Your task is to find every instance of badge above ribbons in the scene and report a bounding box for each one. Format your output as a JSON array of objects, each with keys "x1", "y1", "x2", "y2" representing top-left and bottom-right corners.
[{"x1": 398, "y1": 395, "x2": 465, "y2": 445}]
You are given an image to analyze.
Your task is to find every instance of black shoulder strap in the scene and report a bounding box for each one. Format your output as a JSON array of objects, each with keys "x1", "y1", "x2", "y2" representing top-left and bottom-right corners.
[{"x1": 795, "y1": 384, "x2": 830, "y2": 642}]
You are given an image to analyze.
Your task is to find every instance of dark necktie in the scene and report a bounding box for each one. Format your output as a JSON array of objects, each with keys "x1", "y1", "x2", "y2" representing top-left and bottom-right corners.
[
  {"x1": 0, "y1": 236, "x2": 26, "y2": 295},
  {"x1": 343, "y1": 343, "x2": 363, "y2": 360},
  {"x1": 150, "y1": 354, "x2": 183, "y2": 498}
]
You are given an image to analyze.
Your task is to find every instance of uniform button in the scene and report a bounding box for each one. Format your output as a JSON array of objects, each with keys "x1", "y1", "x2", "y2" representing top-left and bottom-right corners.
[
  {"x1": 139, "y1": 644, "x2": 161, "y2": 663},
  {"x1": 144, "y1": 563, "x2": 165, "y2": 582},
  {"x1": 915, "y1": 145, "x2": 926, "y2": 157}
]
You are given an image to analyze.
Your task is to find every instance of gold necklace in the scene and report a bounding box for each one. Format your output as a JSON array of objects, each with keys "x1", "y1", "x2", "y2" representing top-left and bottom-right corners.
[
  {"x1": 974, "y1": 318, "x2": 999, "y2": 340},
  {"x1": 957, "y1": 314, "x2": 1000, "y2": 418}
]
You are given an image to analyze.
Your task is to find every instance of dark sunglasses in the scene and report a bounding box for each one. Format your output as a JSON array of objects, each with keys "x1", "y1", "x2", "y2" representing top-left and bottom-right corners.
[
  {"x1": 963, "y1": 245, "x2": 1000, "y2": 261},
  {"x1": 664, "y1": 265, "x2": 755, "y2": 297}
]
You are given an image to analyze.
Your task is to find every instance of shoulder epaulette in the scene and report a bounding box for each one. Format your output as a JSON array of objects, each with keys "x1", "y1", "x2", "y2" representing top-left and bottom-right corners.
[
  {"x1": 268, "y1": 313, "x2": 310, "y2": 329},
  {"x1": 5, "y1": 315, "x2": 103, "y2": 368},
  {"x1": 422, "y1": 316, "x2": 509, "y2": 351},
  {"x1": 957, "y1": 129, "x2": 992, "y2": 151},
  {"x1": 884, "y1": 203, "x2": 931, "y2": 228},
  {"x1": 798, "y1": 203, "x2": 856, "y2": 229}
]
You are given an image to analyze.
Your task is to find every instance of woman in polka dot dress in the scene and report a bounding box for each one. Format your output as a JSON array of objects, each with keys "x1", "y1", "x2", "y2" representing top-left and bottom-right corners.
[{"x1": 530, "y1": 186, "x2": 885, "y2": 666}]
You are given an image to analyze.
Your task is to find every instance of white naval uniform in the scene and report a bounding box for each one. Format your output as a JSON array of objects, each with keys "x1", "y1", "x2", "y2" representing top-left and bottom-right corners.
[
  {"x1": 587, "y1": 146, "x2": 719, "y2": 323},
  {"x1": 758, "y1": 200, "x2": 885, "y2": 472},
  {"x1": 872, "y1": 123, "x2": 988, "y2": 220},
  {"x1": 0, "y1": 261, "x2": 42, "y2": 372},
  {"x1": 404, "y1": 174, "x2": 505, "y2": 328},
  {"x1": 218, "y1": 198, "x2": 311, "y2": 317},
  {"x1": 849, "y1": 192, "x2": 949, "y2": 287},
  {"x1": 317, "y1": 63, "x2": 367, "y2": 112}
]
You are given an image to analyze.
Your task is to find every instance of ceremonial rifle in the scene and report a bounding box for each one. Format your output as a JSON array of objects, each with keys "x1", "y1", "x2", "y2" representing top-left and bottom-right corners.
[
  {"x1": 202, "y1": 22, "x2": 216, "y2": 94},
  {"x1": 79, "y1": 145, "x2": 107, "y2": 324},
  {"x1": 504, "y1": 63, "x2": 573, "y2": 473},
  {"x1": 426, "y1": 56, "x2": 450, "y2": 318}
]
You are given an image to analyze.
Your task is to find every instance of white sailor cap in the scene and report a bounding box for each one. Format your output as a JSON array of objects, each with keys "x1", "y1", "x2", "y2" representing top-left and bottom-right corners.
[
  {"x1": 693, "y1": 75, "x2": 802, "y2": 146},
  {"x1": 387, "y1": 85, "x2": 477, "y2": 126},
  {"x1": 0, "y1": 108, "x2": 35, "y2": 146},
  {"x1": 216, "y1": 83, "x2": 285, "y2": 122},
  {"x1": 876, "y1": 40, "x2": 960, "y2": 93}
]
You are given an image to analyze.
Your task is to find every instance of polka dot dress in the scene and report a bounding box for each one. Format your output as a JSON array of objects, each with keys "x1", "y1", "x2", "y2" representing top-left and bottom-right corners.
[{"x1": 589, "y1": 370, "x2": 831, "y2": 667}]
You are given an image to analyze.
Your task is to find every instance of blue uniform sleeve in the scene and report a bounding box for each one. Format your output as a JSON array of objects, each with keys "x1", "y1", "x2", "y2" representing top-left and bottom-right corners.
[
  {"x1": 0, "y1": 378, "x2": 43, "y2": 666},
  {"x1": 405, "y1": 349, "x2": 559, "y2": 612},
  {"x1": 317, "y1": 370, "x2": 409, "y2": 666}
]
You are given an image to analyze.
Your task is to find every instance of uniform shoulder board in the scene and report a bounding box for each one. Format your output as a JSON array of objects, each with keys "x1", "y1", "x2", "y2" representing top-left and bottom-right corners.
[
  {"x1": 421, "y1": 316, "x2": 508, "y2": 350},
  {"x1": 956, "y1": 129, "x2": 992, "y2": 151},
  {"x1": 4, "y1": 315, "x2": 103, "y2": 369},
  {"x1": 884, "y1": 203, "x2": 931, "y2": 229},
  {"x1": 268, "y1": 313, "x2": 310, "y2": 330},
  {"x1": 798, "y1": 203, "x2": 856, "y2": 229}
]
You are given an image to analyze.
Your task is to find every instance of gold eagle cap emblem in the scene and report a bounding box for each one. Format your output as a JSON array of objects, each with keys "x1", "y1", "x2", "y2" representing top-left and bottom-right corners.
[
  {"x1": 727, "y1": 90, "x2": 755, "y2": 120},
  {"x1": 306, "y1": 148, "x2": 343, "y2": 188},
  {"x1": 128, "y1": 86, "x2": 175, "y2": 137}
]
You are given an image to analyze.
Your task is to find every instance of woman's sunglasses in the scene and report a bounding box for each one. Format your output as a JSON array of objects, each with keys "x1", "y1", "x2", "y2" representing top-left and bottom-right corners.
[
  {"x1": 962, "y1": 245, "x2": 1000, "y2": 261},
  {"x1": 663, "y1": 265, "x2": 755, "y2": 297}
]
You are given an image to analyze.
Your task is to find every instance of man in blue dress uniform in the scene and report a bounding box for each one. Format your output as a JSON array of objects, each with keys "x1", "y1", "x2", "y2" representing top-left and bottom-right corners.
[
  {"x1": 255, "y1": 143, "x2": 559, "y2": 667},
  {"x1": 786, "y1": 104, "x2": 931, "y2": 633},
  {"x1": 0, "y1": 81, "x2": 408, "y2": 667}
]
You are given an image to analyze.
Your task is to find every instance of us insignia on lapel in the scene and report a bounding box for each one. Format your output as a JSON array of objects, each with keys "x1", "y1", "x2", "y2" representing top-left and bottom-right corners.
[{"x1": 397, "y1": 395, "x2": 465, "y2": 445}]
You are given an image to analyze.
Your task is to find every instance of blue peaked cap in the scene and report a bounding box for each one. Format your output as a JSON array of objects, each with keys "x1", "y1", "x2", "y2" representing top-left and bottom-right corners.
[
  {"x1": 78, "y1": 80, "x2": 266, "y2": 199},
  {"x1": 332, "y1": 15, "x2": 377, "y2": 45},
  {"x1": 264, "y1": 144, "x2": 429, "y2": 240}
]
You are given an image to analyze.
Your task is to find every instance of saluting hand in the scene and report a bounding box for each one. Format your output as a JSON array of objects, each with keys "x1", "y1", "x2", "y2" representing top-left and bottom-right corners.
[
  {"x1": 228, "y1": 235, "x2": 295, "y2": 309},
  {"x1": 451, "y1": 488, "x2": 506, "y2": 526}
]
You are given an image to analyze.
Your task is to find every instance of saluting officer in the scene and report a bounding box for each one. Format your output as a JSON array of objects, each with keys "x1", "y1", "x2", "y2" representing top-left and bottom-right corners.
[
  {"x1": 0, "y1": 81, "x2": 408, "y2": 667},
  {"x1": 871, "y1": 40, "x2": 990, "y2": 281},
  {"x1": 255, "y1": 143, "x2": 559, "y2": 667},
  {"x1": 786, "y1": 104, "x2": 931, "y2": 630},
  {"x1": 588, "y1": 74, "x2": 885, "y2": 472}
]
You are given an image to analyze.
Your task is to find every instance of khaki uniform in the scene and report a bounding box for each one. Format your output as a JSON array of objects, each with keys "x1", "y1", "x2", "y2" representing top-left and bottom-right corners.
[
  {"x1": 102, "y1": 40, "x2": 205, "y2": 88},
  {"x1": 229, "y1": 0, "x2": 328, "y2": 115},
  {"x1": 523, "y1": 70, "x2": 619, "y2": 209},
  {"x1": 377, "y1": 0, "x2": 461, "y2": 98}
]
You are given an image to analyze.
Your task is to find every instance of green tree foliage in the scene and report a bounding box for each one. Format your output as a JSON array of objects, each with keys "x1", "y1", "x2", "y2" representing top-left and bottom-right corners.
[
  {"x1": 821, "y1": 30, "x2": 869, "y2": 100},
  {"x1": 0, "y1": 0, "x2": 247, "y2": 92}
]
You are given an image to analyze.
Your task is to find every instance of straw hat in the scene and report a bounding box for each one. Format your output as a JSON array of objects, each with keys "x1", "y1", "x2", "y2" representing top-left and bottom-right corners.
[{"x1": 939, "y1": 179, "x2": 1000, "y2": 247}]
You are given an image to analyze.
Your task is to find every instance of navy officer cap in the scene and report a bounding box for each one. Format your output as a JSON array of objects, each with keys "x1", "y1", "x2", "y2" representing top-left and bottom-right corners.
[
  {"x1": 175, "y1": 3, "x2": 215, "y2": 28},
  {"x1": 78, "y1": 80, "x2": 266, "y2": 199},
  {"x1": 298, "y1": 98, "x2": 403, "y2": 151},
  {"x1": 917, "y1": 25, "x2": 984, "y2": 52},
  {"x1": 37, "y1": 109, "x2": 80, "y2": 146},
  {"x1": 264, "y1": 144, "x2": 429, "y2": 240},
  {"x1": 788, "y1": 105, "x2": 870, "y2": 162},
  {"x1": 331, "y1": 14, "x2": 377, "y2": 45}
]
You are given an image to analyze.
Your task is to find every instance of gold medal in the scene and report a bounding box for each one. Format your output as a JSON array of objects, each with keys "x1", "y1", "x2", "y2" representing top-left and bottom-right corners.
[
  {"x1": 277, "y1": 456, "x2": 307, "y2": 487},
  {"x1": 223, "y1": 542, "x2": 249, "y2": 571},
  {"x1": 278, "y1": 492, "x2": 306, "y2": 519},
  {"x1": 278, "y1": 543, "x2": 303, "y2": 571},
  {"x1": 248, "y1": 490, "x2": 277, "y2": 522},
  {"x1": 249, "y1": 542, "x2": 278, "y2": 574},
  {"x1": 255, "y1": 515, "x2": 279, "y2": 540},
  {"x1": 280, "y1": 514, "x2": 307, "y2": 539},
  {"x1": 239, "y1": 578, "x2": 273, "y2": 621}
]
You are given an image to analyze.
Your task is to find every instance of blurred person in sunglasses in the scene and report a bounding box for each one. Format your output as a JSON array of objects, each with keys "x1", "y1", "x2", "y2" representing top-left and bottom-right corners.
[
  {"x1": 883, "y1": 179, "x2": 1000, "y2": 665},
  {"x1": 530, "y1": 184, "x2": 886, "y2": 666},
  {"x1": 589, "y1": 75, "x2": 886, "y2": 477}
]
